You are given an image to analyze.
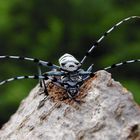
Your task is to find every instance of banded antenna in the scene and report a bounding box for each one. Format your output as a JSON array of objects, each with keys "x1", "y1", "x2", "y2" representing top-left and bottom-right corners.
[
  {"x1": 0, "y1": 71, "x2": 65, "y2": 86},
  {"x1": 103, "y1": 59, "x2": 140, "y2": 70},
  {"x1": 0, "y1": 56, "x2": 60, "y2": 69},
  {"x1": 81, "y1": 16, "x2": 140, "y2": 64},
  {"x1": 0, "y1": 75, "x2": 47, "y2": 86}
]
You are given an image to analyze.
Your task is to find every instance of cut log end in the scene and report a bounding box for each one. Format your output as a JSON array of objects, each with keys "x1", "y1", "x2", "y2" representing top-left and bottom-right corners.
[{"x1": 0, "y1": 70, "x2": 140, "y2": 140}]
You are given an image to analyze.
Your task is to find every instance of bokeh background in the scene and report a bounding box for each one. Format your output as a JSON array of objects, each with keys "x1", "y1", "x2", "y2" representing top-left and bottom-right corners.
[{"x1": 0, "y1": 0, "x2": 140, "y2": 127}]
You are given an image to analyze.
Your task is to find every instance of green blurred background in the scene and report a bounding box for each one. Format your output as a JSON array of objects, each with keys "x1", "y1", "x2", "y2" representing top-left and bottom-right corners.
[{"x1": 0, "y1": 0, "x2": 140, "y2": 127}]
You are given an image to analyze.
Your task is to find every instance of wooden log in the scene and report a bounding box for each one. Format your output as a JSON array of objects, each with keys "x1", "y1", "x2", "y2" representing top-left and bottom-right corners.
[{"x1": 0, "y1": 70, "x2": 140, "y2": 140}]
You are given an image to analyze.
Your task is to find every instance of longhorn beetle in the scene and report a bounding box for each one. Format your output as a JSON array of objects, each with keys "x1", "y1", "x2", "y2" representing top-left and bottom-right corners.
[{"x1": 0, "y1": 16, "x2": 140, "y2": 98}]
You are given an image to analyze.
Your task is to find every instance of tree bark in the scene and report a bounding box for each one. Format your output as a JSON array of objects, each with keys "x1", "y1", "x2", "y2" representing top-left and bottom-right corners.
[{"x1": 0, "y1": 70, "x2": 140, "y2": 140}]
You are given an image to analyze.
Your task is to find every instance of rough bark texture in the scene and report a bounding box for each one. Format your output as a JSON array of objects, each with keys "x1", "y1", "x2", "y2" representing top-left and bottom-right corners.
[{"x1": 0, "y1": 70, "x2": 140, "y2": 140}]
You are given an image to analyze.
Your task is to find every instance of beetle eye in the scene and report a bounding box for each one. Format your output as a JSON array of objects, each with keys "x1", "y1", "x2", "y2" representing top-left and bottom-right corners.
[
  {"x1": 61, "y1": 63, "x2": 65, "y2": 66},
  {"x1": 75, "y1": 62, "x2": 79, "y2": 65}
]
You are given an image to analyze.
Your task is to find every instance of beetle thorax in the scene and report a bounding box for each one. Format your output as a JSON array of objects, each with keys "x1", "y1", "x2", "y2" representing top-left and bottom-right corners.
[{"x1": 59, "y1": 53, "x2": 81, "y2": 72}]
